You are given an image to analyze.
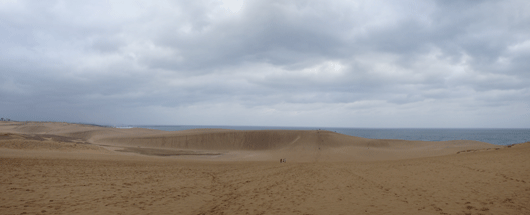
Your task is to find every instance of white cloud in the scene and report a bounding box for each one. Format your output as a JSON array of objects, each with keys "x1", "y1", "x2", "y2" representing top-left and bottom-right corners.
[{"x1": 220, "y1": 0, "x2": 245, "y2": 13}]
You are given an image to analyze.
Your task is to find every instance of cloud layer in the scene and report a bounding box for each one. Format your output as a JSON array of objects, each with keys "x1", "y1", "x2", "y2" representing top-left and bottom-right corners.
[{"x1": 1, "y1": 0, "x2": 529, "y2": 127}]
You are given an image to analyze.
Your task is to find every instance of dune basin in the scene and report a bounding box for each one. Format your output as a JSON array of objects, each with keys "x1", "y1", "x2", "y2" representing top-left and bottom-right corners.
[{"x1": 1, "y1": 121, "x2": 529, "y2": 214}]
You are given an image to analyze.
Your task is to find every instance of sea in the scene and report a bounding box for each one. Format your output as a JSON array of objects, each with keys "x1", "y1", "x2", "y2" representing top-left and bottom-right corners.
[{"x1": 129, "y1": 125, "x2": 530, "y2": 146}]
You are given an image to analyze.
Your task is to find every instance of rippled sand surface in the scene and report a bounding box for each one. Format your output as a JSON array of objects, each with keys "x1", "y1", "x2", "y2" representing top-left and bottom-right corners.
[{"x1": 1, "y1": 121, "x2": 529, "y2": 214}]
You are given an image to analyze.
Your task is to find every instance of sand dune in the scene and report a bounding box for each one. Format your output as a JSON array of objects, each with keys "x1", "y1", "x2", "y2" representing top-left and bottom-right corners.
[
  {"x1": 95, "y1": 127, "x2": 498, "y2": 162},
  {"x1": 1, "y1": 121, "x2": 529, "y2": 214},
  {"x1": 2, "y1": 121, "x2": 498, "y2": 162}
]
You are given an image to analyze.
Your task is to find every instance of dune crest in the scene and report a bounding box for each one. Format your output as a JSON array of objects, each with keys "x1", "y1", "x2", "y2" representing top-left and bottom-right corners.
[
  {"x1": 94, "y1": 128, "x2": 497, "y2": 161},
  {"x1": 1, "y1": 121, "x2": 499, "y2": 162}
]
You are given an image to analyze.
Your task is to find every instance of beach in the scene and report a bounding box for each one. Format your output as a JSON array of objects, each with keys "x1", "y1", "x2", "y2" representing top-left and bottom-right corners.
[{"x1": 1, "y1": 121, "x2": 529, "y2": 214}]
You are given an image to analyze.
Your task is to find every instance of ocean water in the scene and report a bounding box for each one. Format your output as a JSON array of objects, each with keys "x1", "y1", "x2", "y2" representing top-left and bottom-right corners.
[{"x1": 135, "y1": 125, "x2": 530, "y2": 146}]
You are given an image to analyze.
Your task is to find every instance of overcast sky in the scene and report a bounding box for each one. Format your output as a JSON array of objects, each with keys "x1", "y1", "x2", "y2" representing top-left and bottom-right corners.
[{"x1": 1, "y1": 0, "x2": 529, "y2": 128}]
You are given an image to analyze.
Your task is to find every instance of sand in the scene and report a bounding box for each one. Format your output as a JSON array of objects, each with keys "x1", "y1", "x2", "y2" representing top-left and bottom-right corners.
[{"x1": 1, "y1": 121, "x2": 529, "y2": 214}]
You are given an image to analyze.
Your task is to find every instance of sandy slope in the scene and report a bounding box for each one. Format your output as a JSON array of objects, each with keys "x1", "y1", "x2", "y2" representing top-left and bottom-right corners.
[
  {"x1": 1, "y1": 121, "x2": 497, "y2": 161},
  {"x1": 1, "y1": 121, "x2": 529, "y2": 214}
]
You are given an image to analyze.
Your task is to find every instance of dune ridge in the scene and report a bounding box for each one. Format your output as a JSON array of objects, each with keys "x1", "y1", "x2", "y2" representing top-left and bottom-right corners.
[
  {"x1": 101, "y1": 129, "x2": 304, "y2": 150},
  {"x1": 1, "y1": 121, "x2": 498, "y2": 162}
]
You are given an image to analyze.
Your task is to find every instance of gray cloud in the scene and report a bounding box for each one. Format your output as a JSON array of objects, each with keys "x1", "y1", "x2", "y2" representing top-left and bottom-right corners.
[{"x1": 1, "y1": 0, "x2": 529, "y2": 127}]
